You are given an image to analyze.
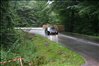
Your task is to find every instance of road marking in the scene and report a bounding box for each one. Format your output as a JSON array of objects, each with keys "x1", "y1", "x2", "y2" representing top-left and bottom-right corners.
[{"x1": 59, "y1": 34, "x2": 99, "y2": 46}]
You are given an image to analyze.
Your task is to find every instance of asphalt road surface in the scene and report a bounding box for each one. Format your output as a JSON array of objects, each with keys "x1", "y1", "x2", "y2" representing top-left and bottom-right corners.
[{"x1": 24, "y1": 28, "x2": 99, "y2": 66}]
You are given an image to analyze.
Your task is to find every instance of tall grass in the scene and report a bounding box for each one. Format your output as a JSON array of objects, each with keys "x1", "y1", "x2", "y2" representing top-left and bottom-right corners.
[
  {"x1": 0, "y1": 30, "x2": 84, "y2": 66},
  {"x1": 0, "y1": 30, "x2": 36, "y2": 66}
]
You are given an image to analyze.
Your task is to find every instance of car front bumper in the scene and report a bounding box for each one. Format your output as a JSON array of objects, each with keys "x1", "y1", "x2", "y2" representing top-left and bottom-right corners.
[{"x1": 49, "y1": 32, "x2": 58, "y2": 35}]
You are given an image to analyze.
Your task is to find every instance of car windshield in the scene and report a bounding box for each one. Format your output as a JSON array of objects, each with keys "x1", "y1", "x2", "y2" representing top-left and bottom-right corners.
[
  {"x1": 51, "y1": 26, "x2": 55, "y2": 29},
  {"x1": 47, "y1": 27, "x2": 56, "y2": 31}
]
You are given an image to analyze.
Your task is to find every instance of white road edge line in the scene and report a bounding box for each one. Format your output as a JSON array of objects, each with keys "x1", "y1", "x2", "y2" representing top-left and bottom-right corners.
[{"x1": 59, "y1": 34, "x2": 99, "y2": 46}]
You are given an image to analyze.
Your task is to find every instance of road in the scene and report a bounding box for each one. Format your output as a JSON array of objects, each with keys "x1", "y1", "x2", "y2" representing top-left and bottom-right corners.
[{"x1": 24, "y1": 28, "x2": 99, "y2": 66}]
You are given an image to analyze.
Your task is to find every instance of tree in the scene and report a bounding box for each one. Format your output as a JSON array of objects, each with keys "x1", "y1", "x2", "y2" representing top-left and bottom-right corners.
[
  {"x1": 51, "y1": 0, "x2": 99, "y2": 36},
  {"x1": 0, "y1": 0, "x2": 17, "y2": 49}
]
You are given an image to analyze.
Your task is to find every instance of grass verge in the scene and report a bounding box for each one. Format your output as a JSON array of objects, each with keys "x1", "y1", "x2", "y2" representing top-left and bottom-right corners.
[
  {"x1": 0, "y1": 30, "x2": 84, "y2": 66},
  {"x1": 32, "y1": 35, "x2": 84, "y2": 66}
]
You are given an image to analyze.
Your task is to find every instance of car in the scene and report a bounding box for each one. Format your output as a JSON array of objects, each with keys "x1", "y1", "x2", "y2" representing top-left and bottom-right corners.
[{"x1": 45, "y1": 26, "x2": 58, "y2": 35}]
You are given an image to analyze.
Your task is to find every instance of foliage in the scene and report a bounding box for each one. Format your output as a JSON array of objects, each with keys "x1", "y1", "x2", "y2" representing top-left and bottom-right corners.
[
  {"x1": 0, "y1": 1, "x2": 17, "y2": 49},
  {"x1": 9, "y1": 0, "x2": 62, "y2": 27},
  {"x1": 0, "y1": 32, "x2": 84, "y2": 66},
  {"x1": 0, "y1": 30, "x2": 36, "y2": 65},
  {"x1": 51, "y1": 0, "x2": 99, "y2": 36},
  {"x1": 9, "y1": 1, "x2": 47, "y2": 27}
]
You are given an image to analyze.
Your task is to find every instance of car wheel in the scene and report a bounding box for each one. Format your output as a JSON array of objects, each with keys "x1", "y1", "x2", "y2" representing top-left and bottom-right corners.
[
  {"x1": 47, "y1": 31, "x2": 50, "y2": 35},
  {"x1": 56, "y1": 32, "x2": 58, "y2": 34}
]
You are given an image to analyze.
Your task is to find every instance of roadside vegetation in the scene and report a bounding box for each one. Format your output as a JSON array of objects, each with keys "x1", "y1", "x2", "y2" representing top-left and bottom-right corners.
[
  {"x1": 1, "y1": 30, "x2": 84, "y2": 66},
  {"x1": 1, "y1": 0, "x2": 98, "y2": 66}
]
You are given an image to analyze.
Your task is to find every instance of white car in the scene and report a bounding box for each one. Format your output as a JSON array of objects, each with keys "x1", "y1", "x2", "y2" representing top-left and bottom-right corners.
[{"x1": 45, "y1": 26, "x2": 58, "y2": 35}]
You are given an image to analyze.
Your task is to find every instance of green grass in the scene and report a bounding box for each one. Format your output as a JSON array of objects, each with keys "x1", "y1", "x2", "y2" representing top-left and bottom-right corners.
[
  {"x1": 32, "y1": 35, "x2": 84, "y2": 66},
  {"x1": 0, "y1": 31, "x2": 84, "y2": 66}
]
